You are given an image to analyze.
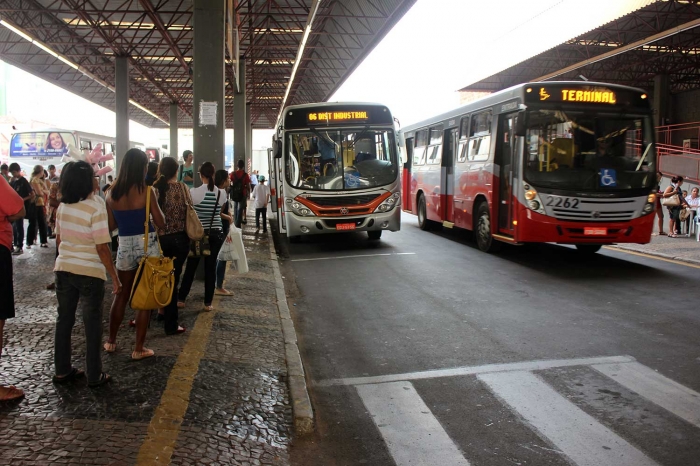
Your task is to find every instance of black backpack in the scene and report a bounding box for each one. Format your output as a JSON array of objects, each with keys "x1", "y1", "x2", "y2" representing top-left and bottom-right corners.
[{"x1": 230, "y1": 172, "x2": 245, "y2": 201}]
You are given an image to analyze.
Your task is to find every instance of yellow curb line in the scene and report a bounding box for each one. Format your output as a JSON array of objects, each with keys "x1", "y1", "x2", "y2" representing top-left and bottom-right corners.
[
  {"x1": 136, "y1": 293, "x2": 222, "y2": 466},
  {"x1": 603, "y1": 246, "x2": 700, "y2": 269}
]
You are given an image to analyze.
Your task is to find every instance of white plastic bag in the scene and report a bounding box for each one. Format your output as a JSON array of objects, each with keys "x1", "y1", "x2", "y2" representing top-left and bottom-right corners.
[{"x1": 217, "y1": 223, "x2": 248, "y2": 274}]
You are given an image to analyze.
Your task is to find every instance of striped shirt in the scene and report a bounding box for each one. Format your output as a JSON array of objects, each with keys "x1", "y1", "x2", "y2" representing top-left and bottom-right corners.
[
  {"x1": 54, "y1": 196, "x2": 112, "y2": 280},
  {"x1": 190, "y1": 185, "x2": 226, "y2": 231}
]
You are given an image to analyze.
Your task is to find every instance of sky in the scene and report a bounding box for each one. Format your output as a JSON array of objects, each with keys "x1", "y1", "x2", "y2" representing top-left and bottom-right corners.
[{"x1": 1, "y1": 0, "x2": 652, "y2": 148}]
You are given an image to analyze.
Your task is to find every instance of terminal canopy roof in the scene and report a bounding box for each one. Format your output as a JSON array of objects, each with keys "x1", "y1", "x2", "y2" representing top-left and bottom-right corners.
[
  {"x1": 0, "y1": 0, "x2": 416, "y2": 129},
  {"x1": 460, "y1": 0, "x2": 700, "y2": 96}
]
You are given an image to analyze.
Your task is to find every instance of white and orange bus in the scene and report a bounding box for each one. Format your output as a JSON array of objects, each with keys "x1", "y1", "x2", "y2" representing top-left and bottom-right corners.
[
  {"x1": 270, "y1": 102, "x2": 401, "y2": 242},
  {"x1": 399, "y1": 82, "x2": 657, "y2": 254}
]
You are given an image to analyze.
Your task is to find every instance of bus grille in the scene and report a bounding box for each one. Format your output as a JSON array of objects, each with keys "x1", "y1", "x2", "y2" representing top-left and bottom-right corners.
[
  {"x1": 306, "y1": 194, "x2": 380, "y2": 206},
  {"x1": 552, "y1": 209, "x2": 637, "y2": 221},
  {"x1": 545, "y1": 197, "x2": 643, "y2": 222}
]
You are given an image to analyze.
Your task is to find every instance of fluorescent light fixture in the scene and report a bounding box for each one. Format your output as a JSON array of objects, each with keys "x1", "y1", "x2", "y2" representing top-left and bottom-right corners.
[
  {"x1": 0, "y1": 17, "x2": 170, "y2": 126},
  {"x1": 277, "y1": 0, "x2": 322, "y2": 123}
]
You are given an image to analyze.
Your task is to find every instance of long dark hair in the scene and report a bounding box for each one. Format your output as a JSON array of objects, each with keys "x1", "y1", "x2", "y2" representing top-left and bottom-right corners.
[
  {"x1": 59, "y1": 161, "x2": 94, "y2": 204},
  {"x1": 111, "y1": 148, "x2": 148, "y2": 201},
  {"x1": 199, "y1": 162, "x2": 215, "y2": 191},
  {"x1": 214, "y1": 169, "x2": 229, "y2": 189},
  {"x1": 154, "y1": 157, "x2": 180, "y2": 208}
]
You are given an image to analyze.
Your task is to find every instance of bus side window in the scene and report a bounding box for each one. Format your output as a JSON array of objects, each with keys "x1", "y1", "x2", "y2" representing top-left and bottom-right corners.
[
  {"x1": 457, "y1": 141, "x2": 467, "y2": 163},
  {"x1": 80, "y1": 139, "x2": 92, "y2": 151},
  {"x1": 427, "y1": 145, "x2": 442, "y2": 165},
  {"x1": 469, "y1": 110, "x2": 492, "y2": 162},
  {"x1": 413, "y1": 146, "x2": 427, "y2": 166}
]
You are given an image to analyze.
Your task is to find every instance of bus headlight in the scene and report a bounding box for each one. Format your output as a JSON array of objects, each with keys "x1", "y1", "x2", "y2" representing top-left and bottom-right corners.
[
  {"x1": 374, "y1": 192, "x2": 400, "y2": 213},
  {"x1": 287, "y1": 199, "x2": 316, "y2": 217},
  {"x1": 523, "y1": 185, "x2": 545, "y2": 214},
  {"x1": 647, "y1": 193, "x2": 656, "y2": 203},
  {"x1": 641, "y1": 193, "x2": 656, "y2": 216},
  {"x1": 643, "y1": 203, "x2": 654, "y2": 213}
]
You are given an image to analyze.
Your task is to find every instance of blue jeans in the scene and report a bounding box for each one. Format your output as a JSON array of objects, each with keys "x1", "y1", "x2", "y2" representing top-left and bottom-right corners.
[
  {"x1": 216, "y1": 259, "x2": 227, "y2": 289},
  {"x1": 178, "y1": 230, "x2": 224, "y2": 306},
  {"x1": 54, "y1": 271, "x2": 105, "y2": 384},
  {"x1": 159, "y1": 232, "x2": 190, "y2": 334},
  {"x1": 234, "y1": 199, "x2": 247, "y2": 228}
]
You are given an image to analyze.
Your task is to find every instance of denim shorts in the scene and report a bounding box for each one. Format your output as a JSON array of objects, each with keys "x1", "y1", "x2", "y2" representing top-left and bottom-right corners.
[{"x1": 116, "y1": 232, "x2": 160, "y2": 271}]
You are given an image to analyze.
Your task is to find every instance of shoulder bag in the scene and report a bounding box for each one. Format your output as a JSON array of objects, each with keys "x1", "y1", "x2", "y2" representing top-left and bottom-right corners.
[
  {"x1": 181, "y1": 182, "x2": 204, "y2": 240},
  {"x1": 661, "y1": 191, "x2": 680, "y2": 207},
  {"x1": 189, "y1": 190, "x2": 220, "y2": 257},
  {"x1": 128, "y1": 188, "x2": 175, "y2": 311}
]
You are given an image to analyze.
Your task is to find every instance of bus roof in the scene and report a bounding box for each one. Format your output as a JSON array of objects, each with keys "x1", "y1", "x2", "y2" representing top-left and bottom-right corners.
[{"x1": 400, "y1": 81, "x2": 649, "y2": 135}]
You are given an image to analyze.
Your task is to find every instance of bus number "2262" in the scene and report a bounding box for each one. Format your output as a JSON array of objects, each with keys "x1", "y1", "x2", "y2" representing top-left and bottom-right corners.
[{"x1": 545, "y1": 196, "x2": 580, "y2": 209}]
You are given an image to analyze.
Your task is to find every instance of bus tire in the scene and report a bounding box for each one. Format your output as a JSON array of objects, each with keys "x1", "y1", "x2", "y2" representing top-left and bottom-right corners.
[
  {"x1": 289, "y1": 235, "x2": 301, "y2": 244},
  {"x1": 368, "y1": 230, "x2": 382, "y2": 240},
  {"x1": 475, "y1": 202, "x2": 501, "y2": 253},
  {"x1": 418, "y1": 194, "x2": 434, "y2": 231},
  {"x1": 575, "y1": 244, "x2": 601, "y2": 254}
]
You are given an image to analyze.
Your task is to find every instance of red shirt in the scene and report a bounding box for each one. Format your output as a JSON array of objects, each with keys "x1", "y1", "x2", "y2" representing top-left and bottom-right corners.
[
  {"x1": 229, "y1": 170, "x2": 251, "y2": 196},
  {"x1": 0, "y1": 176, "x2": 25, "y2": 250}
]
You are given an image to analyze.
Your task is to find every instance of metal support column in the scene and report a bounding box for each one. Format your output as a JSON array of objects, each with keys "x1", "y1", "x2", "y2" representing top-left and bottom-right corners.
[
  {"x1": 193, "y1": 0, "x2": 226, "y2": 179},
  {"x1": 170, "y1": 103, "x2": 179, "y2": 160},
  {"x1": 246, "y1": 102, "x2": 252, "y2": 173},
  {"x1": 115, "y1": 56, "x2": 130, "y2": 172},
  {"x1": 233, "y1": 60, "x2": 246, "y2": 170},
  {"x1": 654, "y1": 74, "x2": 670, "y2": 128}
]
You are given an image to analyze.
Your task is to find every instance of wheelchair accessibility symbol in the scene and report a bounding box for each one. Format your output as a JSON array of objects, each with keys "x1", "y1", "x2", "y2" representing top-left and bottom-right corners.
[{"x1": 600, "y1": 169, "x2": 617, "y2": 187}]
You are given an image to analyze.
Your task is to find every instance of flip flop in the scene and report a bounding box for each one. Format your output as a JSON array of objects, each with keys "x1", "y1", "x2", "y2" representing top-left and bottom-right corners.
[
  {"x1": 52, "y1": 367, "x2": 85, "y2": 384},
  {"x1": 0, "y1": 385, "x2": 25, "y2": 401},
  {"x1": 131, "y1": 348, "x2": 155, "y2": 361},
  {"x1": 202, "y1": 305, "x2": 214, "y2": 312},
  {"x1": 88, "y1": 373, "x2": 112, "y2": 388},
  {"x1": 103, "y1": 341, "x2": 117, "y2": 353}
]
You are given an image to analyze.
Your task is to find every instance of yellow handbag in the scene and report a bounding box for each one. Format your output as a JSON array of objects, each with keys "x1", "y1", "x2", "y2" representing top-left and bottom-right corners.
[{"x1": 128, "y1": 187, "x2": 175, "y2": 311}]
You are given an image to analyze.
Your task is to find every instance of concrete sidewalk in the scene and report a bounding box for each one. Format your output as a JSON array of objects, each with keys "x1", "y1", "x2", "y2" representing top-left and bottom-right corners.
[
  {"x1": 0, "y1": 209, "x2": 310, "y2": 466},
  {"x1": 608, "y1": 224, "x2": 700, "y2": 265}
]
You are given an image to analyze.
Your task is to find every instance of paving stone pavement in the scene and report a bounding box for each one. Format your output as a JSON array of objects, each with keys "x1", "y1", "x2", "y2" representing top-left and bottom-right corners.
[
  {"x1": 0, "y1": 218, "x2": 293, "y2": 466},
  {"x1": 607, "y1": 221, "x2": 700, "y2": 265}
]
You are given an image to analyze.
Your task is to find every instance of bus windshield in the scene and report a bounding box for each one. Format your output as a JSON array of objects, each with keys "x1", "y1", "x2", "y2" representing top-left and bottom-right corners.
[
  {"x1": 286, "y1": 128, "x2": 398, "y2": 191},
  {"x1": 523, "y1": 110, "x2": 655, "y2": 192}
]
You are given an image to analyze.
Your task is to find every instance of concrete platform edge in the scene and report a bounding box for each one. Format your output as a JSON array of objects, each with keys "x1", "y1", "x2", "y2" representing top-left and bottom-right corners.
[
  {"x1": 267, "y1": 228, "x2": 315, "y2": 436},
  {"x1": 606, "y1": 244, "x2": 700, "y2": 266}
]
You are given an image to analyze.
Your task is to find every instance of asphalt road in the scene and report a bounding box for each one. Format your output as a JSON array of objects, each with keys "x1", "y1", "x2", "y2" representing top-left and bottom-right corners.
[{"x1": 274, "y1": 212, "x2": 700, "y2": 466}]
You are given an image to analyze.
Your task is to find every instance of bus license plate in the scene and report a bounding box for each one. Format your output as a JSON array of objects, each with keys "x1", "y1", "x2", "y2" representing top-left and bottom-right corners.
[
  {"x1": 336, "y1": 223, "x2": 356, "y2": 231},
  {"x1": 584, "y1": 227, "x2": 607, "y2": 236}
]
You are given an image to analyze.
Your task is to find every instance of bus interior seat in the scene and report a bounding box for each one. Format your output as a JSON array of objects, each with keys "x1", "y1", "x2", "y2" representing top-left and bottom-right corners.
[{"x1": 355, "y1": 152, "x2": 376, "y2": 163}]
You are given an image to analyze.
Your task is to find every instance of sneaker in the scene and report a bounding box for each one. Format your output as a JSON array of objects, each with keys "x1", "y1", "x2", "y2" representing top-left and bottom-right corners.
[
  {"x1": 25, "y1": 244, "x2": 31, "y2": 249},
  {"x1": 40, "y1": 243, "x2": 48, "y2": 248},
  {"x1": 11, "y1": 247, "x2": 22, "y2": 255}
]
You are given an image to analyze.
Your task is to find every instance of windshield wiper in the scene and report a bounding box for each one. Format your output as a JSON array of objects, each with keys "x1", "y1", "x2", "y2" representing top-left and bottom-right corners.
[{"x1": 635, "y1": 143, "x2": 652, "y2": 171}]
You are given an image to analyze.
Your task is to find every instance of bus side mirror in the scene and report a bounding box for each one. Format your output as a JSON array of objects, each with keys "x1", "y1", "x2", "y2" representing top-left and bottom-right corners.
[
  {"x1": 272, "y1": 138, "x2": 282, "y2": 158},
  {"x1": 515, "y1": 112, "x2": 527, "y2": 137}
]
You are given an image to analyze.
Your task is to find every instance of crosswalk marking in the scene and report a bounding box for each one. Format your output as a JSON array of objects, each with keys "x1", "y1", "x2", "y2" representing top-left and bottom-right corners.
[
  {"x1": 478, "y1": 371, "x2": 660, "y2": 466},
  {"x1": 317, "y1": 354, "x2": 635, "y2": 387},
  {"x1": 356, "y1": 381, "x2": 471, "y2": 466},
  {"x1": 593, "y1": 362, "x2": 700, "y2": 429}
]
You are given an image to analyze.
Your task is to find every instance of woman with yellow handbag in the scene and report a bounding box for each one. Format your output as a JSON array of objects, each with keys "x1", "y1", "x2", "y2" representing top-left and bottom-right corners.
[{"x1": 104, "y1": 149, "x2": 166, "y2": 360}]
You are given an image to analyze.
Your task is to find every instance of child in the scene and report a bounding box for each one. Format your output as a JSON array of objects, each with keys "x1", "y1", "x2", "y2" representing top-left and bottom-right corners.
[{"x1": 252, "y1": 176, "x2": 271, "y2": 233}]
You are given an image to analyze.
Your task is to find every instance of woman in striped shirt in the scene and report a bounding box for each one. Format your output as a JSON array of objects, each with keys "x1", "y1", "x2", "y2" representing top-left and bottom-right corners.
[
  {"x1": 177, "y1": 162, "x2": 227, "y2": 311},
  {"x1": 53, "y1": 161, "x2": 121, "y2": 388}
]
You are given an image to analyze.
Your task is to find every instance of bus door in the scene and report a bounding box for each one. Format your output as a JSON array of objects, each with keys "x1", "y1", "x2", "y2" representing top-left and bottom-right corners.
[
  {"x1": 441, "y1": 128, "x2": 458, "y2": 225},
  {"x1": 496, "y1": 114, "x2": 517, "y2": 235},
  {"x1": 268, "y1": 148, "x2": 278, "y2": 214},
  {"x1": 402, "y1": 138, "x2": 414, "y2": 212}
]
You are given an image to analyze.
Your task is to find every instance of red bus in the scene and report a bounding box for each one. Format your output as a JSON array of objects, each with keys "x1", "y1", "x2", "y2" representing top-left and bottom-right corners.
[{"x1": 399, "y1": 82, "x2": 657, "y2": 254}]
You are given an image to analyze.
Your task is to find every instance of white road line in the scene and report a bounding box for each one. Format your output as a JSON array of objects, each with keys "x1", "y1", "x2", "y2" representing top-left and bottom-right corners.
[
  {"x1": 593, "y1": 362, "x2": 700, "y2": 428},
  {"x1": 316, "y1": 355, "x2": 635, "y2": 387},
  {"x1": 479, "y1": 371, "x2": 659, "y2": 466},
  {"x1": 356, "y1": 381, "x2": 471, "y2": 466},
  {"x1": 291, "y1": 252, "x2": 416, "y2": 262}
]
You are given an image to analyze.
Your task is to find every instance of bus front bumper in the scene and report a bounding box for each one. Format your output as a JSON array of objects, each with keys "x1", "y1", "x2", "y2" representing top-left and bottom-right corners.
[{"x1": 285, "y1": 207, "x2": 401, "y2": 236}]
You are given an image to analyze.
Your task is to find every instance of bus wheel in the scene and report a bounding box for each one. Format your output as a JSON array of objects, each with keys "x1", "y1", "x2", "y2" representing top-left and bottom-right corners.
[
  {"x1": 575, "y1": 244, "x2": 602, "y2": 254},
  {"x1": 289, "y1": 235, "x2": 301, "y2": 244},
  {"x1": 475, "y1": 202, "x2": 500, "y2": 253},
  {"x1": 368, "y1": 230, "x2": 382, "y2": 240},
  {"x1": 418, "y1": 194, "x2": 432, "y2": 231}
]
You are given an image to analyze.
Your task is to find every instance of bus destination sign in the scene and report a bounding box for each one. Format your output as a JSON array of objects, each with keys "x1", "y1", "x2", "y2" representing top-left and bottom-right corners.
[
  {"x1": 307, "y1": 110, "x2": 370, "y2": 125},
  {"x1": 526, "y1": 84, "x2": 647, "y2": 107}
]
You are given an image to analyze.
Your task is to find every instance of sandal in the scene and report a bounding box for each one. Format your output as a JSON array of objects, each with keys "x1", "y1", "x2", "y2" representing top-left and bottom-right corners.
[
  {"x1": 103, "y1": 341, "x2": 117, "y2": 353},
  {"x1": 202, "y1": 305, "x2": 214, "y2": 312},
  {"x1": 131, "y1": 348, "x2": 155, "y2": 361},
  {"x1": 658, "y1": 231, "x2": 667, "y2": 235},
  {"x1": 52, "y1": 367, "x2": 85, "y2": 384},
  {"x1": 0, "y1": 385, "x2": 25, "y2": 401},
  {"x1": 165, "y1": 325, "x2": 186, "y2": 335},
  {"x1": 214, "y1": 288, "x2": 233, "y2": 296},
  {"x1": 88, "y1": 373, "x2": 112, "y2": 388},
  {"x1": 177, "y1": 301, "x2": 186, "y2": 309}
]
